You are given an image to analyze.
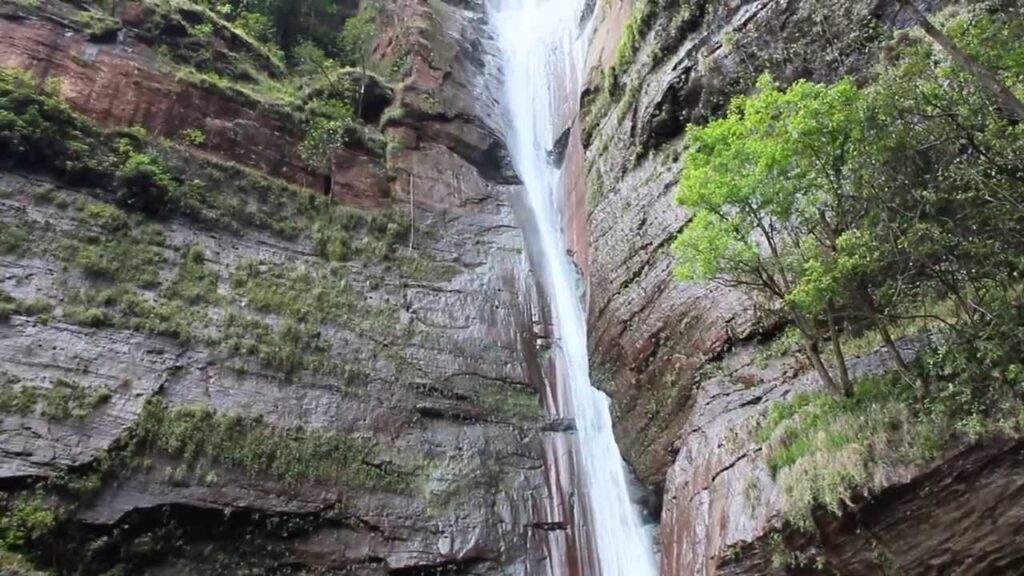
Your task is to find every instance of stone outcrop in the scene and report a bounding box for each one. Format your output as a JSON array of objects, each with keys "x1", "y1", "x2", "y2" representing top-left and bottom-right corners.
[{"x1": 0, "y1": 0, "x2": 563, "y2": 573}]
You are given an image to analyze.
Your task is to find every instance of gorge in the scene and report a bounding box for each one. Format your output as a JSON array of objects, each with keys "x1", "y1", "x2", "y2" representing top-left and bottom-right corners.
[{"x1": 1, "y1": 0, "x2": 1024, "y2": 574}]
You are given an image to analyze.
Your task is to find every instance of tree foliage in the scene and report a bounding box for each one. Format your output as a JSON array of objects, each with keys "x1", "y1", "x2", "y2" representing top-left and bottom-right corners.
[
  {"x1": 674, "y1": 76, "x2": 880, "y2": 394},
  {"x1": 298, "y1": 115, "x2": 352, "y2": 172},
  {"x1": 674, "y1": 2, "x2": 1024, "y2": 397},
  {"x1": 339, "y1": 1, "x2": 379, "y2": 117}
]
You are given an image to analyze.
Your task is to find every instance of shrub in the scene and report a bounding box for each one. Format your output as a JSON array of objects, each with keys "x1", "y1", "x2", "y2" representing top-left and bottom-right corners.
[
  {"x1": 70, "y1": 232, "x2": 163, "y2": 288},
  {"x1": 61, "y1": 306, "x2": 113, "y2": 328},
  {"x1": 80, "y1": 202, "x2": 130, "y2": 233},
  {"x1": 73, "y1": 10, "x2": 122, "y2": 42},
  {"x1": 0, "y1": 373, "x2": 110, "y2": 421},
  {"x1": 180, "y1": 127, "x2": 206, "y2": 146},
  {"x1": 298, "y1": 116, "x2": 352, "y2": 172},
  {"x1": 161, "y1": 244, "x2": 220, "y2": 305},
  {"x1": 218, "y1": 312, "x2": 325, "y2": 375},
  {"x1": 0, "y1": 223, "x2": 29, "y2": 255},
  {"x1": 0, "y1": 291, "x2": 53, "y2": 322},
  {"x1": 758, "y1": 301, "x2": 1024, "y2": 528},
  {"x1": 0, "y1": 498, "x2": 55, "y2": 550},
  {"x1": 0, "y1": 68, "x2": 101, "y2": 177},
  {"x1": 114, "y1": 152, "x2": 175, "y2": 216}
]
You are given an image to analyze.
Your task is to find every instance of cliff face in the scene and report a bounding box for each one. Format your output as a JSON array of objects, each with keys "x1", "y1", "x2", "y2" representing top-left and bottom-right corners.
[
  {"x1": 7, "y1": 0, "x2": 1023, "y2": 573},
  {"x1": 582, "y1": 0, "x2": 920, "y2": 490},
  {"x1": 580, "y1": 0, "x2": 1024, "y2": 574},
  {"x1": 0, "y1": 0, "x2": 561, "y2": 574}
]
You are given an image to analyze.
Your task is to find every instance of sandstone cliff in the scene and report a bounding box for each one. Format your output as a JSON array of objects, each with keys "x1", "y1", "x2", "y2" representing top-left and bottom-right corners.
[
  {"x1": 580, "y1": 0, "x2": 1024, "y2": 574},
  {"x1": 5, "y1": 0, "x2": 1024, "y2": 573},
  {"x1": 0, "y1": 0, "x2": 566, "y2": 573}
]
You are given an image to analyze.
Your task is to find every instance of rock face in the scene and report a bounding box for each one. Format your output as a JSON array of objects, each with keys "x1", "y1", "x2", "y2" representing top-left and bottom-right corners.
[
  {"x1": 0, "y1": 0, "x2": 564, "y2": 574},
  {"x1": 0, "y1": 4, "x2": 392, "y2": 206},
  {"x1": 579, "y1": 0, "x2": 1024, "y2": 574},
  {"x1": 659, "y1": 341, "x2": 921, "y2": 575},
  {"x1": 0, "y1": 16, "x2": 318, "y2": 193},
  {"x1": 581, "y1": 0, "x2": 917, "y2": 491}
]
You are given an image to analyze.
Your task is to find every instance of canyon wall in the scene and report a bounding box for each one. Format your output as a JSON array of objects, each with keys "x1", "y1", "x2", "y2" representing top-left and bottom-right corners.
[
  {"x1": 579, "y1": 0, "x2": 1024, "y2": 574},
  {"x1": 0, "y1": 0, "x2": 572, "y2": 573}
]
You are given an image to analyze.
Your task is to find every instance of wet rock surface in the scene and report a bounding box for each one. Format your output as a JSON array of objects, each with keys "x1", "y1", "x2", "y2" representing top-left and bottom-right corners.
[
  {"x1": 578, "y1": 0, "x2": 1024, "y2": 574},
  {"x1": 0, "y1": 0, "x2": 559, "y2": 573},
  {"x1": 660, "y1": 342, "x2": 920, "y2": 575}
]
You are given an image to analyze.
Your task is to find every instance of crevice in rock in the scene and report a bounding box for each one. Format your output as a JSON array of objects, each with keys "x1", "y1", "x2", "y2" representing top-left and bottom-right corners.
[{"x1": 388, "y1": 557, "x2": 495, "y2": 575}]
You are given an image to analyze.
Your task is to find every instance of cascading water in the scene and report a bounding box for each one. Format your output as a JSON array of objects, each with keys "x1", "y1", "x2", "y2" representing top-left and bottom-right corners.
[{"x1": 489, "y1": 1, "x2": 659, "y2": 574}]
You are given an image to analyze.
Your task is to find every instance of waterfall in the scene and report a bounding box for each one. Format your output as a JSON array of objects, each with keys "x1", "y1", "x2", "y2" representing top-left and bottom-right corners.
[{"x1": 489, "y1": 1, "x2": 659, "y2": 574}]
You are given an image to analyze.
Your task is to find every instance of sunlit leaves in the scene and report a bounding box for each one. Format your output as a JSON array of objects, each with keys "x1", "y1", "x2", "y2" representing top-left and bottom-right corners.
[{"x1": 673, "y1": 75, "x2": 870, "y2": 313}]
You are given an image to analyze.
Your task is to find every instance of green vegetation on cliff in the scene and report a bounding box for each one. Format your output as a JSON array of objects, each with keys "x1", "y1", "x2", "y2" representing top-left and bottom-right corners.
[
  {"x1": 673, "y1": 2, "x2": 1024, "y2": 528},
  {"x1": 0, "y1": 290, "x2": 52, "y2": 322},
  {"x1": 0, "y1": 373, "x2": 112, "y2": 421},
  {"x1": 0, "y1": 64, "x2": 447, "y2": 383},
  {"x1": 0, "y1": 3, "x2": 481, "y2": 573},
  {"x1": 132, "y1": 398, "x2": 413, "y2": 489}
]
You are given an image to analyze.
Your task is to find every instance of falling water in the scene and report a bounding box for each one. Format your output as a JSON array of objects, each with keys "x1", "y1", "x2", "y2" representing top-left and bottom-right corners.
[{"x1": 490, "y1": 0, "x2": 659, "y2": 574}]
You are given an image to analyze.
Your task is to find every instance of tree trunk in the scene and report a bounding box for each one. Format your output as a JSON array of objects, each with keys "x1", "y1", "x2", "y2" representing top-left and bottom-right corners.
[
  {"x1": 875, "y1": 319, "x2": 927, "y2": 394},
  {"x1": 897, "y1": 0, "x2": 1024, "y2": 120},
  {"x1": 855, "y1": 285, "x2": 922, "y2": 392},
  {"x1": 790, "y1": 307, "x2": 845, "y2": 396},
  {"x1": 825, "y1": 301, "x2": 854, "y2": 396},
  {"x1": 801, "y1": 336, "x2": 845, "y2": 397}
]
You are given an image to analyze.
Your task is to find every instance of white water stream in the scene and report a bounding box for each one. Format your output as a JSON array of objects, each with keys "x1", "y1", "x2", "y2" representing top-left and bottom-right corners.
[{"x1": 490, "y1": 1, "x2": 659, "y2": 574}]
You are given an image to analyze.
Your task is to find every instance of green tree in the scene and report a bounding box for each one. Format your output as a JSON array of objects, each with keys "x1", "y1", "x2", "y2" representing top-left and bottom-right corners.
[
  {"x1": 675, "y1": 3, "x2": 1024, "y2": 397},
  {"x1": 857, "y1": 3, "x2": 1024, "y2": 333},
  {"x1": 298, "y1": 115, "x2": 352, "y2": 185},
  {"x1": 891, "y1": 0, "x2": 1024, "y2": 120},
  {"x1": 294, "y1": 40, "x2": 351, "y2": 95},
  {"x1": 674, "y1": 76, "x2": 874, "y2": 395}
]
